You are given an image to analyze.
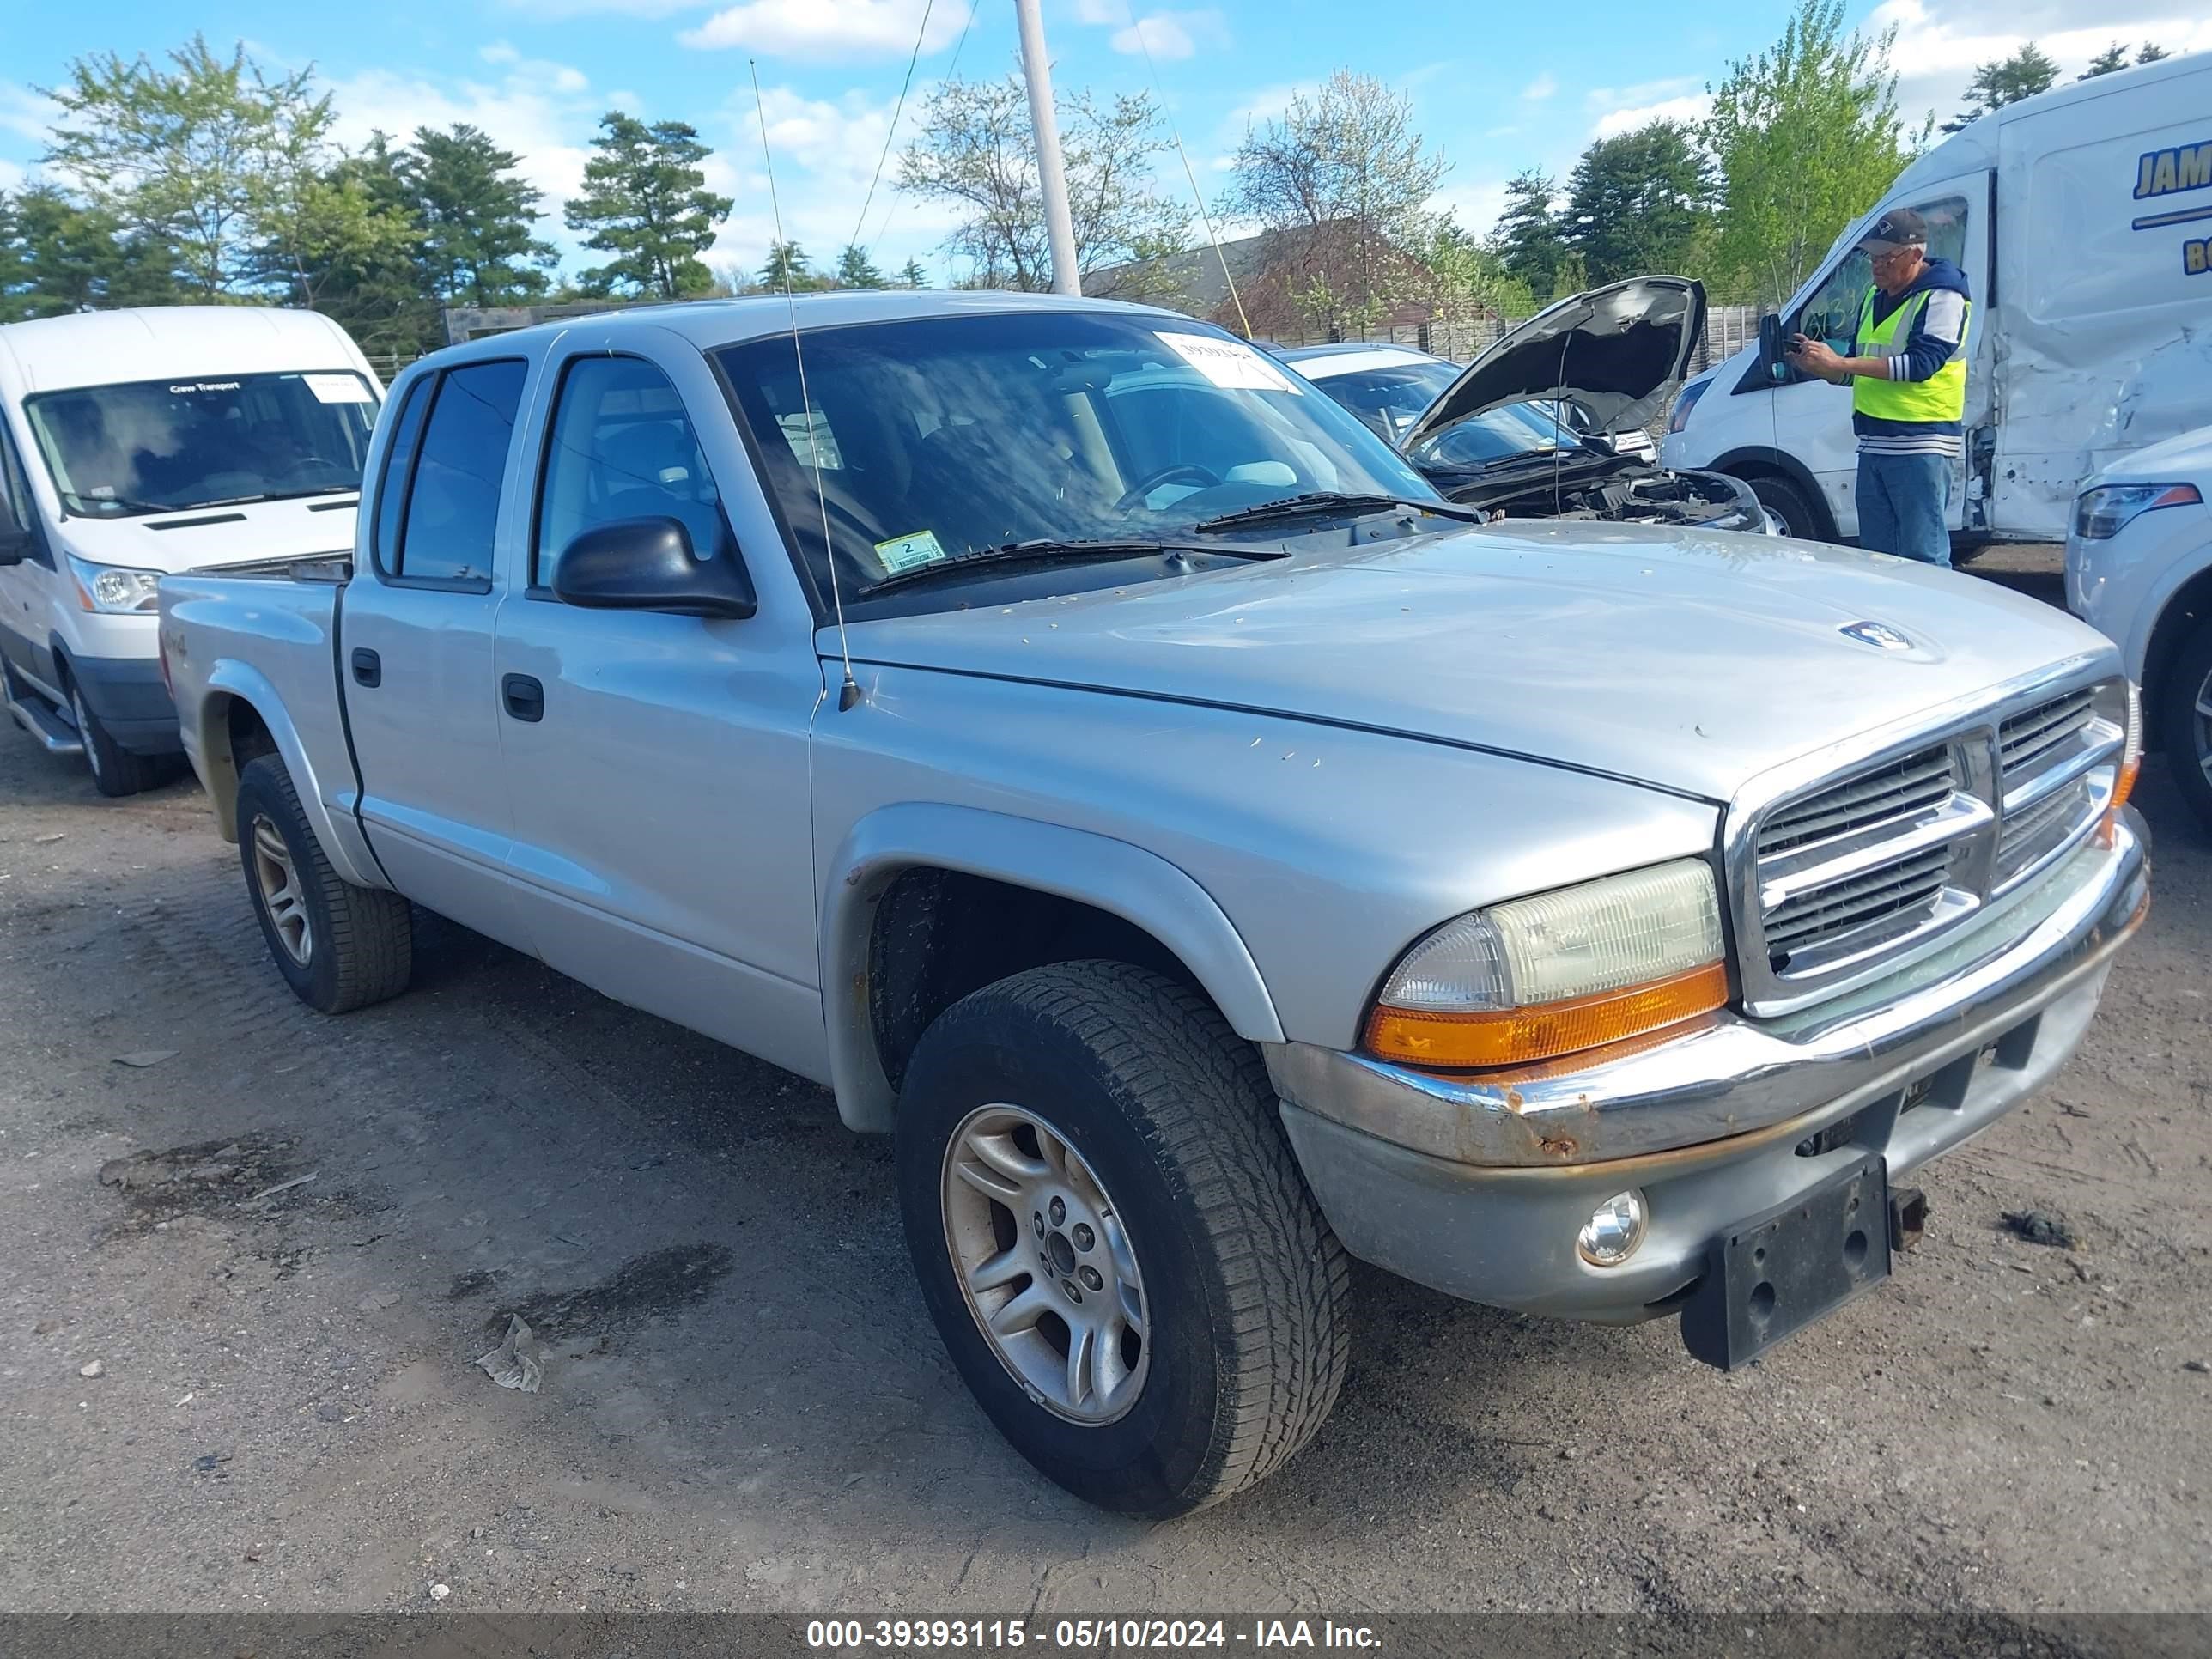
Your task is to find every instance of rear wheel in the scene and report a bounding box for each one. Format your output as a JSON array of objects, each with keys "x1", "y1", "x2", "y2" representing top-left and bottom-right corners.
[
  {"x1": 68, "y1": 677, "x2": 162, "y2": 798},
  {"x1": 2161, "y1": 617, "x2": 2212, "y2": 836},
  {"x1": 1745, "y1": 471, "x2": 1829, "y2": 543},
  {"x1": 896, "y1": 961, "x2": 1351, "y2": 1516},
  {"x1": 235, "y1": 753, "x2": 413, "y2": 1012}
]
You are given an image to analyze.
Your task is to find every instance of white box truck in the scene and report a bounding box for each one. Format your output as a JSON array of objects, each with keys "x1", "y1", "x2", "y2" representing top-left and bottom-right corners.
[{"x1": 1662, "y1": 52, "x2": 2212, "y2": 550}]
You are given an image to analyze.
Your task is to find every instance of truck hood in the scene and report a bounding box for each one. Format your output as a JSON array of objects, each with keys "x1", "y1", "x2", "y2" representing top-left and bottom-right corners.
[
  {"x1": 834, "y1": 522, "x2": 2114, "y2": 804},
  {"x1": 1403, "y1": 276, "x2": 1705, "y2": 451},
  {"x1": 54, "y1": 496, "x2": 358, "y2": 577}
]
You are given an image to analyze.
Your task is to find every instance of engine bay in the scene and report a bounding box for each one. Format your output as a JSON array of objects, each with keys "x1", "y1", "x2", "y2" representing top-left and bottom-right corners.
[{"x1": 1432, "y1": 454, "x2": 1764, "y2": 531}]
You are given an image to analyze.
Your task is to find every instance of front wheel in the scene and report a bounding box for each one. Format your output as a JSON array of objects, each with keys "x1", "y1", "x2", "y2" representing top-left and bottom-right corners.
[
  {"x1": 896, "y1": 961, "x2": 1351, "y2": 1516},
  {"x1": 69, "y1": 678, "x2": 162, "y2": 798},
  {"x1": 234, "y1": 753, "x2": 413, "y2": 1012},
  {"x1": 1745, "y1": 471, "x2": 1829, "y2": 543},
  {"x1": 2161, "y1": 617, "x2": 2212, "y2": 836}
]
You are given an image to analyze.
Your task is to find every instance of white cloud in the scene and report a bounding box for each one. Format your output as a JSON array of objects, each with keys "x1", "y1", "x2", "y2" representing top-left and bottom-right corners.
[
  {"x1": 680, "y1": 0, "x2": 971, "y2": 59},
  {"x1": 1522, "y1": 71, "x2": 1558, "y2": 102},
  {"x1": 1430, "y1": 179, "x2": 1511, "y2": 240},
  {"x1": 1867, "y1": 0, "x2": 2212, "y2": 127},
  {"x1": 1109, "y1": 9, "x2": 1230, "y2": 61},
  {"x1": 0, "y1": 82, "x2": 60, "y2": 149},
  {"x1": 1590, "y1": 92, "x2": 1713, "y2": 139},
  {"x1": 479, "y1": 42, "x2": 520, "y2": 66}
]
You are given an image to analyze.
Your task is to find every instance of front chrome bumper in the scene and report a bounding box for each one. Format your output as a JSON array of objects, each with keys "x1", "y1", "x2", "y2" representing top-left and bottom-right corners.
[{"x1": 1269, "y1": 813, "x2": 2147, "y2": 1322}]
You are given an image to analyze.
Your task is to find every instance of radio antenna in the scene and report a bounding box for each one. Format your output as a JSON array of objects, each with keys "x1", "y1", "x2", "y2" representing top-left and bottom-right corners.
[
  {"x1": 1117, "y1": 1, "x2": 1250, "y2": 337},
  {"x1": 752, "y1": 58, "x2": 861, "y2": 712}
]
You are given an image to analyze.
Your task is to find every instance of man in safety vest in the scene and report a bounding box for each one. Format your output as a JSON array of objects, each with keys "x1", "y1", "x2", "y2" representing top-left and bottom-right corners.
[{"x1": 1784, "y1": 208, "x2": 1972, "y2": 567}]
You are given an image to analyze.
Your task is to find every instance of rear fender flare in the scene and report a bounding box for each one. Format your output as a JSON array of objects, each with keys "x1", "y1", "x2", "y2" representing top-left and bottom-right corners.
[
  {"x1": 199, "y1": 660, "x2": 383, "y2": 889},
  {"x1": 819, "y1": 803, "x2": 1285, "y2": 1133}
]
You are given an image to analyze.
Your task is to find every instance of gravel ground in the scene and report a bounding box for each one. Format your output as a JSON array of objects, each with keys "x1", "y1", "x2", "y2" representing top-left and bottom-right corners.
[{"x1": 2, "y1": 551, "x2": 2209, "y2": 1617}]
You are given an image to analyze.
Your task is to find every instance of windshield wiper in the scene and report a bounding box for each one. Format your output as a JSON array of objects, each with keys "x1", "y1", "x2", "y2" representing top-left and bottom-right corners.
[
  {"x1": 64, "y1": 493, "x2": 181, "y2": 517},
  {"x1": 1192, "y1": 492, "x2": 1481, "y2": 532},
  {"x1": 860, "y1": 537, "x2": 1258, "y2": 598}
]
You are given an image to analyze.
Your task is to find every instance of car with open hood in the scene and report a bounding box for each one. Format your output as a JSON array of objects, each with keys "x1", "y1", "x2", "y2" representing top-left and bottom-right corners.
[
  {"x1": 156, "y1": 289, "x2": 2146, "y2": 1520},
  {"x1": 1275, "y1": 278, "x2": 1772, "y2": 532}
]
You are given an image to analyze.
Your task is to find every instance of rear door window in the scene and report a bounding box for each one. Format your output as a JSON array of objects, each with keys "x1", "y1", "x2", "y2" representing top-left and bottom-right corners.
[
  {"x1": 392, "y1": 359, "x2": 527, "y2": 585},
  {"x1": 371, "y1": 376, "x2": 430, "y2": 574}
]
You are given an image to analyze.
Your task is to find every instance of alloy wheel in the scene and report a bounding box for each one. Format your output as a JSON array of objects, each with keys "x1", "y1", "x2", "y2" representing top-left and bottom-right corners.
[
  {"x1": 940, "y1": 1103, "x2": 1149, "y2": 1425},
  {"x1": 70, "y1": 688, "x2": 102, "y2": 783},
  {"x1": 250, "y1": 814, "x2": 313, "y2": 965},
  {"x1": 2195, "y1": 665, "x2": 2212, "y2": 787}
]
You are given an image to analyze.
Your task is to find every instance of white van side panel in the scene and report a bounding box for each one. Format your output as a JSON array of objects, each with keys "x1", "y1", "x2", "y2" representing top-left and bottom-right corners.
[{"x1": 1993, "y1": 65, "x2": 2212, "y2": 538}]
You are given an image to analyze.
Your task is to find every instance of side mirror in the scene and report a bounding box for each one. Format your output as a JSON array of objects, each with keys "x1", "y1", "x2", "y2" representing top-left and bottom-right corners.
[
  {"x1": 1757, "y1": 313, "x2": 1793, "y2": 386},
  {"x1": 551, "y1": 516, "x2": 757, "y2": 620}
]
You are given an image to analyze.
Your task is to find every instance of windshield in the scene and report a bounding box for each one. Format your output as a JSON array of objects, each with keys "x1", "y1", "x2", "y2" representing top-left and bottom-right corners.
[
  {"x1": 1295, "y1": 358, "x2": 1461, "y2": 445},
  {"x1": 23, "y1": 370, "x2": 380, "y2": 517},
  {"x1": 714, "y1": 312, "x2": 1439, "y2": 602},
  {"x1": 1406, "y1": 401, "x2": 1587, "y2": 471}
]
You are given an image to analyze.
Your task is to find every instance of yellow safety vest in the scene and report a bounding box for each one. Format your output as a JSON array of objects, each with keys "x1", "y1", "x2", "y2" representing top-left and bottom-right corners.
[{"x1": 1852, "y1": 287, "x2": 1968, "y2": 424}]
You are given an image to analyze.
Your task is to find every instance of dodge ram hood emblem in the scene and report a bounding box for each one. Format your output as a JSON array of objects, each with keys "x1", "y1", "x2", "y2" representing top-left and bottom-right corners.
[{"x1": 1840, "y1": 619, "x2": 1913, "y2": 652}]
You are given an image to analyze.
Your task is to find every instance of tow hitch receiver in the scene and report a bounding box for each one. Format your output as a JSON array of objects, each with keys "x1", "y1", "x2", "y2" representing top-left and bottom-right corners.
[{"x1": 1681, "y1": 1155, "x2": 1892, "y2": 1370}]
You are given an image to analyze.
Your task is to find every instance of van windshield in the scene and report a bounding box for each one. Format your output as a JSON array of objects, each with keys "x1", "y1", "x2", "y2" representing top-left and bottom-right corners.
[
  {"x1": 714, "y1": 311, "x2": 1439, "y2": 605},
  {"x1": 23, "y1": 370, "x2": 380, "y2": 518}
]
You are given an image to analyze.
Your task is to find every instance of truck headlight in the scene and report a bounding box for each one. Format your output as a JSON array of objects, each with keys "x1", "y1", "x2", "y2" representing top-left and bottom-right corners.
[
  {"x1": 1365, "y1": 860, "x2": 1728, "y2": 1069},
  {"x1": 67, "y1": 555, "x2": 162, "y2": 614},
  {"x1": 1667, "y1": 378, "x2": 1710, "y2": 435},
  {"x1": 2072, "y1": 483, "x2": 2200, "y2": 541}
]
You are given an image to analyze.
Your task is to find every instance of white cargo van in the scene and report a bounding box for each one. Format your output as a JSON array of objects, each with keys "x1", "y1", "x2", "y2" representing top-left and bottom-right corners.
[
  {"x1": 1662, "y1": 52, "x2": 2212, "y2": 549},
  {"x1": 0, "y1": 306, "x2": 381, "y2": 794}
]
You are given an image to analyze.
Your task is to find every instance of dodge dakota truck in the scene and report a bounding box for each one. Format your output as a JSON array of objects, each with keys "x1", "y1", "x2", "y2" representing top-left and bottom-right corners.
[{"x1": 159, "y1": 291, "x2": 2149, "y2": 1517}]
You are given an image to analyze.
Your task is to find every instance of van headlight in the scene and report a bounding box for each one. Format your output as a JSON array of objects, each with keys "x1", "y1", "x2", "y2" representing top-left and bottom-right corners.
[
  {"x1": 1668, "y1": 378, "x2": 1711, "y2": 435},
  {"x1": 67, "y1": 555, "x2": 163, "y2": 614},
  {"x1": 1365, "y1": 860, "x2": 1728, "y2": 1069}
]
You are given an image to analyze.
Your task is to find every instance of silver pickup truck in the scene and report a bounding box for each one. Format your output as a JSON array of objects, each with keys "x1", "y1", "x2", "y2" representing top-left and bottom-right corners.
[{"x1": 159, "y1": 291, "x2": 2148, "y2": 1517}]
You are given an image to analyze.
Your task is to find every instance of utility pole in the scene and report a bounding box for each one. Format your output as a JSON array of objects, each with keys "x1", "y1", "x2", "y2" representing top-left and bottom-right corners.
[{"x1": 1013, "y1": 0, "x2": 1081, "y2": 296}]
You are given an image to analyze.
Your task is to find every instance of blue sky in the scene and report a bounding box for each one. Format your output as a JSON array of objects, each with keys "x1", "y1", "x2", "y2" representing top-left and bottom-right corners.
[{"x1": 4, "y1": 0, "x2": 2208, "y2": 286}]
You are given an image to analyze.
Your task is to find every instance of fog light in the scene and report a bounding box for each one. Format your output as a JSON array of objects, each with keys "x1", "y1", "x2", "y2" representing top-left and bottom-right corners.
[{"x1": 1577, "y1": 1190, "x2": 1647, "y2": 1267}]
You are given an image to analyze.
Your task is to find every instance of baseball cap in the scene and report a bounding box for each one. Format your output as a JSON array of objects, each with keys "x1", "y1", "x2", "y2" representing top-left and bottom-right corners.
[{"x1": 1860, "y1": 208, "x2": 1928, "y2": 253}]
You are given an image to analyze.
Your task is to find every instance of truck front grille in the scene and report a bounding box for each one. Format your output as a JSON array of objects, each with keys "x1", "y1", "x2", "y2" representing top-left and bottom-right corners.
[{"x1": 1732, "y1": 676, "x2": 2125, "y2": 1014}]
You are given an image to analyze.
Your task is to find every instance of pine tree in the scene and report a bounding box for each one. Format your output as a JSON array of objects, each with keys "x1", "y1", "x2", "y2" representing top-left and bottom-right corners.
[
  {"x1": 1487, "y1": 170, "x2": 1568, "y2": 299},
  {"x1": 899, "y1": 258, "x2": 928, "y2": 288},
  {"x1": 836, "y1": 244, "x2": 884, "y2": 288},
  {"x1": 563, "y1": 112, "x2": 732, "y2": 300}
]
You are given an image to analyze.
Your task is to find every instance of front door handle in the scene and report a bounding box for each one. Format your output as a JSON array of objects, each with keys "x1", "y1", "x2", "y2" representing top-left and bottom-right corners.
[
  {"x1": 350, "y1": 647, "x2": 380, "y2": 687},
  {"x1": 501, "y1": 673, "x2": 544, "y2": 722}
]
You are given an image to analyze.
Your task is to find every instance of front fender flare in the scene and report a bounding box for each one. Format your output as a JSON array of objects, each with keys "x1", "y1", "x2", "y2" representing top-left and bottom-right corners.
[
  {"x1": 198, "y1": 660, "x2": 383, "y2": 889},
  {"x1": 820, "y1": 803, "x2": 1285, "y2": 1133}
]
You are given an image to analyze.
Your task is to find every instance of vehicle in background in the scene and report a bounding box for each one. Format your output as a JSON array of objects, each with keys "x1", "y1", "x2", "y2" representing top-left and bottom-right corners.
[
  {"x1": 1273, "y1": 341, "x2": 1659, "y2": 460},
  {"x1": 163, "y1": 291, "x2": 2144, "y2": 1517},
  {"x1": 0, "y1": 306, "x2": 380, "y2": 795},
  {"x1": 2065, "y1": 423, "x2": 2212, "y2": 830},
  {"x1": 1278, "y1": 287, "x2": 1771, "y2": 532},
  {"x1": 1663, "y1": 52, "x2": 2212, "y2": 547}
]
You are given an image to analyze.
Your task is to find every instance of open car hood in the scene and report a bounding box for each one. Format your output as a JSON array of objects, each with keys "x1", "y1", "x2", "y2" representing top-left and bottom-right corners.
[{"x1": 1401, "y1": 276, "x2": 1705, "y2": 449}]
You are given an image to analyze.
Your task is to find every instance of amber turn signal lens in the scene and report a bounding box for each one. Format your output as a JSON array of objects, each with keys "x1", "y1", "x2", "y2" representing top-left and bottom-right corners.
[{"x1": 1365, "y1": 961, "x2": 1729, "y2": 1070}]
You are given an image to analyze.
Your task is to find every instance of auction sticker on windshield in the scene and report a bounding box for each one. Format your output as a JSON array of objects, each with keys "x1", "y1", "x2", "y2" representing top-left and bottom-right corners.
[
  {"x1": 1157, "y1": 331, "x2": 1303, "y2": 394},
  {"x1": 875, "y1": 529, "x2": 948, "y2": 574},
  {"x1": 303, "y1": 374, "x2": 374, "y2": 404}
]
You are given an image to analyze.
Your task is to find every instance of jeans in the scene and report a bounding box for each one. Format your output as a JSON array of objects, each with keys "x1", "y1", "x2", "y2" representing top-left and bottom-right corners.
[{"x1": 1856, "y1": 450, "x2": 1953, "y2": 566}]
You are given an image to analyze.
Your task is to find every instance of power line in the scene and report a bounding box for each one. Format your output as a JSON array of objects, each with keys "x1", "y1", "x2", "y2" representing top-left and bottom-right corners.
[
  {"x1": 846, "y1": 0, "x2": 937, "y2": 259},
  {"x1": 864, "y1": 0, "x2": 981, "y2": 259}
]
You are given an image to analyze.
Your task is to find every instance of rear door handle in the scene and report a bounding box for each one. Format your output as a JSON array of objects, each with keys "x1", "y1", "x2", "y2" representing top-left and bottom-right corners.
[
  {"x1": 350, "y1": 647, "x2": 380, "y2": 688},
  {"x1": 501, "y1": 673, "x2": 544, "y2": 722}
]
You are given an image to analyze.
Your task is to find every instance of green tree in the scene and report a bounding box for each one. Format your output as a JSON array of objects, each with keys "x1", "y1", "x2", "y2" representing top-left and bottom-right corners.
[
  {"x1": 1703, "y1": 0, "x2": 1918, "y2": 307},
  {"x1": 1488, "y1": 169, "x2": 1570, "y2": 299},
  {"x1": 0, "y1": 185, "x2": 185, "y2": 320},
  {"x1": 2080, "y1": 42, "x2": 2132, "y2": 80},
  {"x1": 899, "y1": 258, "x2": 928, "y2": 288},
  {"x1": 1559, "y1": 121, "x2": 1718, "y2": 286},
  {"x1": 836, "y1": 244, "x2": 885, "y2": 288},
  {"x1": 759, "y1": 240, "x2": 823, "y2": 289},
  {"x1": 564, "y1": 112, "x2": 732, "y2": 301},
  {"x1": 1220, "y1": 68, "x2": 1448, "y2": 332},
  {"x1": 1945, "y1": 44, "x2": 2058, "y2": 131},
  {"x1": 898, "y1": 72, "x2": 1188, "y2": 292},
  {"x1": 1426, "y1": 217, "x2": 1534, "y2": 319},
  {"x1": 2136, "y1": 43, "x2": 2170, "y2": 65},
  {"x1": 40, "y1": 33, "x2": 332, "y2": 297},
  {"x1": 401, "y1": 125, "x2": 554, "y2": 306}
]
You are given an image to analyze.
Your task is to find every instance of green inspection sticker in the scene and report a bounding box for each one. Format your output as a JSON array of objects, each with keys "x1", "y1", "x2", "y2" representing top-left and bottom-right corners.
[{"x1": 874, "y1": 529, "x2": 948, "y2": 574}]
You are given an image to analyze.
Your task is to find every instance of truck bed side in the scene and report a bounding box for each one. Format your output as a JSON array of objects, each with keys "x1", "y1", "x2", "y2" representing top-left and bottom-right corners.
[{"x1": 157, "y1": 561, "x2": 386, "y2": 890}]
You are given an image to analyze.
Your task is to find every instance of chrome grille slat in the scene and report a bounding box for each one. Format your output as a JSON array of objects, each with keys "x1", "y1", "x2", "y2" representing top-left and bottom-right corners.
[
  {"x1": 1765, "y1": 846, "x2": 1951, "y2": 953},
  {"x1": 2000, "y1": 690, "x2": 2094, "y2": 776},
  {"x1": 1756, "y1": 747, "x2": 1953, "y2": 856}
]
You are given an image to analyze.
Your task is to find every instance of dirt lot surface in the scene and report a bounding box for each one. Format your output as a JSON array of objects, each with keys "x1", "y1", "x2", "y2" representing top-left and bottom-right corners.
[{"x1": 2, "y1": 551, "x2": 2209, "y2": 1619}]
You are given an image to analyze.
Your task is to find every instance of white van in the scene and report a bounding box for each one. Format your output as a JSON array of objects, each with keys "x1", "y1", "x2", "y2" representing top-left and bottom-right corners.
[
  {"x1": 0, "y1": 307, "x2": 382, "y2": 794},
  {"x1": 1662, "y1": 52, "x2": 2212, "y2": 549}
]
